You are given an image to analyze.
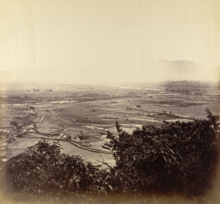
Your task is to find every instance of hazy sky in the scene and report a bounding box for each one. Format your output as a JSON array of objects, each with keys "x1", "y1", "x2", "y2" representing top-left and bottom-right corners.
[{"x1": 0, "y1": 0, "x2": 220, "y2": 84}]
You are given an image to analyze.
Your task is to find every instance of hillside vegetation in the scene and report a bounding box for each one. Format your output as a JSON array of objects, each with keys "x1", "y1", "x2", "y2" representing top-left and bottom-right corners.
[{"x1": 2, "y1": 109, "x2": 220, "y2": 203}]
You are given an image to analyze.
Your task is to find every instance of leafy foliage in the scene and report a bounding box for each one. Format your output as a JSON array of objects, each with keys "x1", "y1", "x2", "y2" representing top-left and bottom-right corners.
[
  {"x1": 103, "y1": 109, "x2": 220, "y2": 197},
  {"x1": 4, "y1": 109, "x2": 220, "y2": 201},
  {"x1": 5, "y1": 140, "x2": 112, "y2": 196}
]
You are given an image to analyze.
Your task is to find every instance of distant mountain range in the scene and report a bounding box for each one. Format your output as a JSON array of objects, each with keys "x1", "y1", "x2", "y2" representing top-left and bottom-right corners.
[
  {"x1": 145, "y1": 59, "x2": 219, "y2": 82},
  {"x1": 0, "y1": 60, "x2": 219, "y2": 85}
]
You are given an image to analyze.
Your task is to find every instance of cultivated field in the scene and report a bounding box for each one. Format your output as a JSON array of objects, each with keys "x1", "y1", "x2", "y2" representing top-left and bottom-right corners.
[{"x1": 0, "y1": 83, "x2": 220, "y2": 203}]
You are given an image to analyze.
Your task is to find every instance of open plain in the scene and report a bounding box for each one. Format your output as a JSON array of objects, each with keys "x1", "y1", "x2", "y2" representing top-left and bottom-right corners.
[
  {"x1": 0, "y1": 82, "x2": 220, "y2": 203},
  {"x1": 1, "y1": 83, "x2": 219, "y2": 168}
]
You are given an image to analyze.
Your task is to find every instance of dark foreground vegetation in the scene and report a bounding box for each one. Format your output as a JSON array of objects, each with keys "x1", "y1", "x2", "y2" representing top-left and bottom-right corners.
[{"x1": 2, "y1": 109, "x2": 220, "y2": 203}]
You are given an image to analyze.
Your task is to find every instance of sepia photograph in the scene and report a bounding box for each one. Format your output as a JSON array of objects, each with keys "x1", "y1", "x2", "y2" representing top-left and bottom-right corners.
[{"x1": 0, "y1": 0, "x2": 220, "y2": 203}]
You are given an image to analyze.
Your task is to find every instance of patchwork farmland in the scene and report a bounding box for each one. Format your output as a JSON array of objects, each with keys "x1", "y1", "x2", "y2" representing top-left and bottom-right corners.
[{"x1": 0, "y1": 82, "x2": 220, "y2": 203}]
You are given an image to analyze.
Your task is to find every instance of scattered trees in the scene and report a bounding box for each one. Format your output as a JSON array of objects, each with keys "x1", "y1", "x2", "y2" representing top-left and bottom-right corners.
[
  {"x1": 30, "y1": 106, "x2": 35, "y2": 111},
  {"x1": 10, "y1": 122, "x2": 18, "y2": 127}
]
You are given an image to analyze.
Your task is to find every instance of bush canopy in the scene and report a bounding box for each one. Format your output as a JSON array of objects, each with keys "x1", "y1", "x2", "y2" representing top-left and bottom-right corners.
[{"x1": 4, "y1": 109, "x2": 220, "y2": 201}]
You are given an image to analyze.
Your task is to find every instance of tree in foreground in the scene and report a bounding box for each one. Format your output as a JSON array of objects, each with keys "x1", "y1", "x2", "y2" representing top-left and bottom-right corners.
[
  {"x1": 103, "y1": 108, "x2": 220, "y2": 197},
  {"x1": 4, "y1": 109, "x2": 220, "y2": 202},
  {"x1": 5, "y1": 140, "x2": 112, "y2": 194}
]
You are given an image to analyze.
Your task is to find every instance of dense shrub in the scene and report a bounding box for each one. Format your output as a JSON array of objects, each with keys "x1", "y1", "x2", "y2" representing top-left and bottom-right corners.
[
  {"x1": 4, "y1": 109, "x2": 220, "y2": 201},
  {"x1": 103, "y1": 109, "x2": 220, "y2": 197},
  {"x1": 5, "y1": 140, "x2": 112, "y2": 195}
]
